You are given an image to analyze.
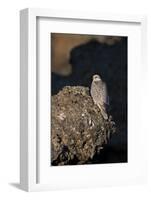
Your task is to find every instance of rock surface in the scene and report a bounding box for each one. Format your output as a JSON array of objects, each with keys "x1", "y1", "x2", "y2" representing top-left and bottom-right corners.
[{"x1": 51, "y1": 86, "x2": 116, "y2": 165}]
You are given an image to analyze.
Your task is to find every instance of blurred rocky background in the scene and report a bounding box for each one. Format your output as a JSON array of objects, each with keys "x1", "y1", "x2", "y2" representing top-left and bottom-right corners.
[{"x1": 51, "y1": 34, "x2": 127, "y2": 165}]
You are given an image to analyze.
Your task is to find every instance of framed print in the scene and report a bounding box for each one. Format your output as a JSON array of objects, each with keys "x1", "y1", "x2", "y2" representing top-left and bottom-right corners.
[{"x1": 20, "y1": 8, "x2": 147, "y2": 191}]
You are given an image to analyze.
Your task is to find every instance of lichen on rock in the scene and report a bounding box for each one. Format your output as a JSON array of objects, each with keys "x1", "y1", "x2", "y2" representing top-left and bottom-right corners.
[{"x1": 51, "y1": 86, "x2": 116, "y2": 166}]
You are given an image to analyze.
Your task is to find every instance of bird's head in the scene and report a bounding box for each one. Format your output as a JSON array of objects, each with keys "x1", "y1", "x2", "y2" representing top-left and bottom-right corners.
[{"x1": 92, "y1": 74, "x2": 102, "y2": 82}]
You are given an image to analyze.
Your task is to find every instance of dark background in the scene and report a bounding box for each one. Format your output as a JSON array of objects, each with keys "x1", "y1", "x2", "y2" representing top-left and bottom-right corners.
[{"x1": 51, "y1": 37, "x2": 128, "y2": 164}]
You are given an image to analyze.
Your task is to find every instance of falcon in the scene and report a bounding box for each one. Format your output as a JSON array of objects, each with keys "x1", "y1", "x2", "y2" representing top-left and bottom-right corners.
[{"x1": 90, "y1": 74, "x2": 109, "y2": 120}]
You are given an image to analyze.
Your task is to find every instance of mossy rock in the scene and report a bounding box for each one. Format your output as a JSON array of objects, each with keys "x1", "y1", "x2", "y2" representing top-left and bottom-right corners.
[{"x1": 51, "y1": 86, "x2": 116, "y2": 165}]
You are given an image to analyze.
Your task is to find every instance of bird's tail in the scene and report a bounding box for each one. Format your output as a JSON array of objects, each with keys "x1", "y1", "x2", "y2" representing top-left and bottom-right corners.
[{"x1": 100, "y1": 106, "x2": 108, "y2": 120}]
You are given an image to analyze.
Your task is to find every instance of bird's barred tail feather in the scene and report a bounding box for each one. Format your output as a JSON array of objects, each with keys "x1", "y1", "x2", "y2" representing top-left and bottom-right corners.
[{"x1": 100, "y1": 106, "x2": 108, "y2": 120}]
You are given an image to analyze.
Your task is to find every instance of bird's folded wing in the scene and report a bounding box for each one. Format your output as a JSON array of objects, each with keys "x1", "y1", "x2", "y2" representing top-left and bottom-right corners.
[{"x1": 102, "y1": 82, "x2": 109, "y2": 105}]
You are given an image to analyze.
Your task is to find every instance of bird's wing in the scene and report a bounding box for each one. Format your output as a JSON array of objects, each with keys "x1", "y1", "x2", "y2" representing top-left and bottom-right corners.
[
  {"x1": 102, "y1": 82, "x2": 109, "y2": 105},
  {"x1": 91, "y1": 80, "x2": 109, "y2": 106},
  {"x1": 91, "y1": 81, "x2": 104, "y2": 105}
]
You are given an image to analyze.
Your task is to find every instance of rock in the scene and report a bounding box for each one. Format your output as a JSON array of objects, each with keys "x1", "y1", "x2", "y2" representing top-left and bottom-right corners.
[{"x1": 51, "y1": 86, "x2": 116, "y2": 165}]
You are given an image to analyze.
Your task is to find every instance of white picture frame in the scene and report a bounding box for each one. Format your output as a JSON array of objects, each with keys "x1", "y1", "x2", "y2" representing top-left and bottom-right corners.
[{"x1": 20, "y1": 8, "x2": 147, "y2": 192}]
